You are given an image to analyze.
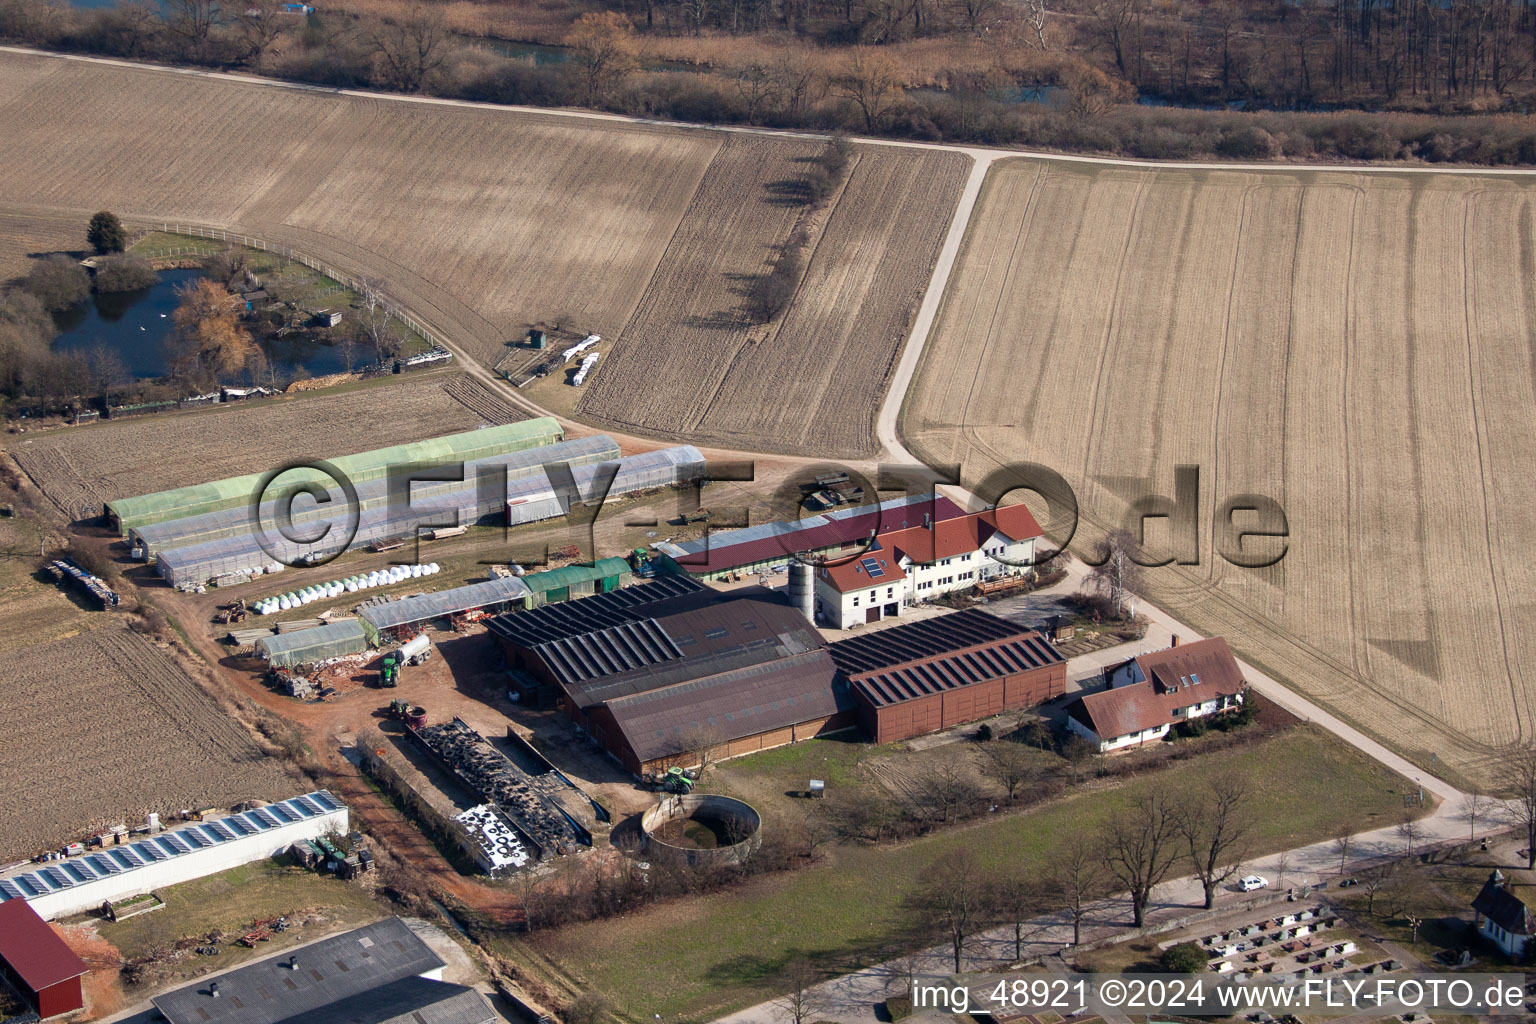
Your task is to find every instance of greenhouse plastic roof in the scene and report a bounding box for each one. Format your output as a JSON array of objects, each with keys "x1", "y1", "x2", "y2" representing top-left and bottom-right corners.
[
  {"x1": 0, "y1": 792, "x2": 346, "y2": 906},
  {"x1": 359, "y1": 577, "x2": 532, "y2": 633},
  {"x1": 133, "y1": 434, "x2": 619, "y2": 555},
  {"x1": 255, "y1": 619, "x2": 368, "y2": 663},
  {"x1": 110, "y1": 418, "x2": 562, "y2": 532},
  {"x1": 522, "y1": 557, "x2": 631, "y2": 593}
]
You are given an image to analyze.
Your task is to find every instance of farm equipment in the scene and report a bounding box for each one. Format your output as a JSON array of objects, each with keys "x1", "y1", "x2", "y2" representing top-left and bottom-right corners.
[
  {"x1": 628, "y1": 547, "x2": 656, "y2": 579},
  {"x1": 654, "y1": 766, "x2": 695, "y2": 793},
  {"x1": 681, "y1": 508, "x2": 712, "y2": 525},
  {"x1": 398, "y1": 633, "x2": 433, "y2": 665},
  {"x1": 384, "y1": 699, "x2": 427, "y2": 729},
  {"x1": 378, "y1": 650, "x2": 402, "y2": 688},
  {"x1": 370, "y1": 536, "x2": 407, "y2": 553}
]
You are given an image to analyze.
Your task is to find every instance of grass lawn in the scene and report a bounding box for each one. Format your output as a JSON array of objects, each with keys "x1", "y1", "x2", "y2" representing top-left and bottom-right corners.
[
  {"x1": 98, "y1": 855, "x2": 384, "y2": 962},
  {"x1": 516, "y1": 726, "x2": 1418, "y2": 1021}
]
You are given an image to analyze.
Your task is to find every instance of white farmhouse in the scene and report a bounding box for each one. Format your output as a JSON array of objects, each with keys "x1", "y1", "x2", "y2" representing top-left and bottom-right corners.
[
  {"x1": 1065, "y1": 636, "x2": 1246, "y2": 752},
  {"x1": 813, "y1": 505, "x2": 1043, "y2": 630}
]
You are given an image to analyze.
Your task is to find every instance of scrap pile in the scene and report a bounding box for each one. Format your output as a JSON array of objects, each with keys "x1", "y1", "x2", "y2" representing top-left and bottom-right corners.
[{"x1": 412, "y1": 718, "x2": 583, "y2": 859}]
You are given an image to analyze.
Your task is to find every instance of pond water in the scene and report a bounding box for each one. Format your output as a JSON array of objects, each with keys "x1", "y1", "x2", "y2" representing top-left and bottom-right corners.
[{"x1": 52, "y1": 268, "x2": 355, "y2": 382}]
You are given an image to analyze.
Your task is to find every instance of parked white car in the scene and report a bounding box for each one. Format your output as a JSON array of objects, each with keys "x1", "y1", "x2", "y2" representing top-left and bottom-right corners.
[{"x1": 1239, "y1": 875, "x2": 1270, "y2": 892}]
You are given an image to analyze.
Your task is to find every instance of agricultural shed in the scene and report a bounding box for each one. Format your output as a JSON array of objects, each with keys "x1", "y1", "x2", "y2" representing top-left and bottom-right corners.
[
  {"x1": 493, "y1": 583, "x2": 851, "y2": 774},
  {"x1": 828, "y1": 609, "x2": 1066, "y2": 743},
  {"x1": 0, "y1": 899, "x2": 88, "y2": 1019},
  {"x1": 133, "y1": 434, "x2": 621, "y2": 557},
  {"x1": 108, "y1": 418, "x2": 563, "y2": 534},
  {"x1": 152, "y1": 918, "x2": 496, "y2": 1024},
  {"x1": 255, "y1": 619, "x2": 368, "y2": 667},
  {"x1": 519, "y1": 557, "x2": 632, "y2": 607},
  {"x1": 358, "y1": 577, "x2": 532, "y2": 641},
  {"x1": 663, "y1": 493, "x2": 966, "y2": 580},
  {"x1": 0, "y1": 792, "x2": 348, "y2": 921}
]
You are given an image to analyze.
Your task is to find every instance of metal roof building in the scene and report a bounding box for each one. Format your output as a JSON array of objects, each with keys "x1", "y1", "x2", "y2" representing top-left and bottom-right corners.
[
  {"x1": 109, "y1": 418, "x2": 563, "y2": 534},
  {"x1": 358, "y1": 577, "x2": 533, "y2": 641},
  {"x1": 0, "y1": 792, "x2": 349, "y2": 921},
  {"x1": 663, "y1": 493, "x2": 967, "y2": 579},
  {"x1": 152, "y1": 917, "x2": 496, "y2": 1024},
  {"x1": 0, "y1": 899, "x2": 89, "y2": 1018},
  {"x1": 829, "y1": 609, "x2": 1067, "y2": 743},
  {"x1": 491, "y1": 583, "x2": 853, "y2": 774},
  {"x1": 256, "y1": 620, "x2": 369, "y2": 667}
]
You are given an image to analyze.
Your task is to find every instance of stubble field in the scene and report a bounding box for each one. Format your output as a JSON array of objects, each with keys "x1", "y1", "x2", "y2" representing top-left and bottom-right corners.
[
  {"x1": 0, "y1": 626, "x2": 292, "y2": 860},
  {"x1": 0, "y1": 50, "x2": 963, "y2": 455},
  {"x1": 9, "y1": 372, "x2": 521, "y2": 519},
  {"x1": 903, "y1": 158, "x2": 1536, "y2": 786}
]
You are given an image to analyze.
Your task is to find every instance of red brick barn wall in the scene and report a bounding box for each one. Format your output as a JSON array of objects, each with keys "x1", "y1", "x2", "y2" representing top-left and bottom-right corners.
[
  {"x1": 1004, "y1": 662, "x2": 1066, "y2": 708},
  {"x1": 859, "y1": 663, "x2": 1069, "y2": 744}
]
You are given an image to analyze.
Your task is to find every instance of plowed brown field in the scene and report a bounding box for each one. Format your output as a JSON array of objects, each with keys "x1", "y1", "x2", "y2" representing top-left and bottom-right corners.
[
  {"x1": 0, "y1": 50, "x2": 964, "y2": 456},
  {"x1": 904, "y1": 158, "x2": 1536, "y2": 786},
  {"x1": 582, "y1": 144, "x2": 968, "y2": 455},
  {"x1": 0, "y1": 627, "x2": 292, "y2": 860},
  {"x1": 10, "y1": 372, "x2": 520, "y2": 519}
]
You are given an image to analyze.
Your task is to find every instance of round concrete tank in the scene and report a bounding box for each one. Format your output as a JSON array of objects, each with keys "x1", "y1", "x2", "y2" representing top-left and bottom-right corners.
[
  {"x1": 640, "y1": 794, "x2": 762, "y2": 869},
  {"x1": 787, "y1": 560, "x2": 815, "y2": 624}
]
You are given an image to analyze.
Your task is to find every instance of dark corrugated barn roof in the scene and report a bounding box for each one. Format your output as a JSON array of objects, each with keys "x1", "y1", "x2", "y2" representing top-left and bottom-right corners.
[
  {"x1": 851, "y1": 634, "x2": 1064, "y2": 709},
  {"x1": 277, "y1": 976, "x2": 496, "y2": 1024},
  {"x1": 603, "y1": 649, "x2": 849, "y2": 764},
  {"x1": 828, "y1": 608, "x2": 1036, "y2": 675},
  {"x1": 152, "y1": 918, "x2": 445, "y2": 1024},
  {"x1": 485, "y1": 575, "x2": 704, "y2": 647},
  {"x1": 532, "y1": 618, "x2": 684, "y2": 685}
]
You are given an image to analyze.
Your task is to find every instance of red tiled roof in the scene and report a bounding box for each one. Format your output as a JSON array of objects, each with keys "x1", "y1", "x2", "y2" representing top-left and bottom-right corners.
[
  {"x1": 670, "y1": 495, "x2": 966, "y2": 575},
  {"x1": 1072, "y1": 637, "x2": 1245, "y2": 740},
  {"x1": 881, "y1": 504, "x2": 1043, "y2": 566},
  {"x1": 818, "y1": 553, "x2": 906, "y2": 594},
  {"x1": 0, "y1": 899, "x2": 89, "y2": 991}
]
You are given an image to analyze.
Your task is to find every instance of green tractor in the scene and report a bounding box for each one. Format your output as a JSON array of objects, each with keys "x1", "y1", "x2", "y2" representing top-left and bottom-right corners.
[
  {"x1": 379, "y1": 650, "x2": 402, "y2": 688},
  {"x1": 661, "y1": 767, "x2": 695, "y2": 794}
]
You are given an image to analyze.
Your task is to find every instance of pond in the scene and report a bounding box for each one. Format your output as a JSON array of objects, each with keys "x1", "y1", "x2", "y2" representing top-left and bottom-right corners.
[{"x1": 52, "y1": 268, "x2": 356, "y2": 382}]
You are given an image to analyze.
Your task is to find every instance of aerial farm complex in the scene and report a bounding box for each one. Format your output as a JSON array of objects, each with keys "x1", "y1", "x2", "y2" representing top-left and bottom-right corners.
[{"x1": 1, "y1": 23, "x2": 1534, "y2": 1024}]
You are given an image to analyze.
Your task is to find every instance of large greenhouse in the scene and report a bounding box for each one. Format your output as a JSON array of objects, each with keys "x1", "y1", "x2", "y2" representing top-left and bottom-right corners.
[
  {"x1": 505, "y1": 445, "x2": 707, "y2": 526},
  {"x1": 255, "y1": 619, "x2": 369, "y2": 667},
  {"x1": 519, "y1": 558, "x2": 633, "y2": 608},
  {"x1": 358, "y1": 577, "x2": 533, "y2": 641},
  {"x1": 132, "y1": 434, "x2": 621, "y2": 558},
  {"x1": 108, "y1": 418, "x2": 563, "y2": 534},
  {"x1": 153, "y1": 445, "x2": 709, "y2": 588}
]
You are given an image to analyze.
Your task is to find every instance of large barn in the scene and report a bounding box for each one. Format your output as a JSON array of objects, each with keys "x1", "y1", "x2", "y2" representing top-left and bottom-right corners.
[
  {"x1": 487, "y1": 579, "x2": 855, "y2": 774},
  {"x1": 829, "y1": 609, "x2": 1067, "y2": 743}
]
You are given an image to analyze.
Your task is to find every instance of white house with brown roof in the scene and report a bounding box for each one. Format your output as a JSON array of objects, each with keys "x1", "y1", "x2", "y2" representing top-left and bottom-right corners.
[
  {"x1": 1066, "y1": 636, "x2": 1247, "y2": 752},
  {"x1": 813, "y1": 505, "x2": 1043, "y2": 630}
]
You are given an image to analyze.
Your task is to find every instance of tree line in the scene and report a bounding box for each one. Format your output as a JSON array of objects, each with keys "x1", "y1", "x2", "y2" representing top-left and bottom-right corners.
[{"x1": 10, "y1": 2, "x2": 1536, "y2": 166}]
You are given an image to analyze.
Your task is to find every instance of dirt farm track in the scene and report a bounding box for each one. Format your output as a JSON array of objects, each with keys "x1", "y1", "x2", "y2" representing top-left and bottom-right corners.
[
  {"x1": 0, "y1": 626, "x2": 293, "y2": 862},
  {"x1": 0, "y1": 49, "x2": 965, "y2": 457},
  {"x1": 905, "y1": 157, "x2": 1536, "y2": 787}
]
